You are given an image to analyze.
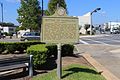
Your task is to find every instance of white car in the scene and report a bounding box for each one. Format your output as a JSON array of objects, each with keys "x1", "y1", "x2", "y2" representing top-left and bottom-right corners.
[{"x1": 20, "y1": 32, "x2": 40, "y2": 41}]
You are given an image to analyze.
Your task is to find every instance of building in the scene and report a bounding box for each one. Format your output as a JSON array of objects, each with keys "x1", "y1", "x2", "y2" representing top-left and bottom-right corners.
[
  {"x1": 107, "y1": 21, "x2": 120, "y2": 29},
  {"x1": 0, "y1": 25, "x2": 17, "y2": 34},
  {"x1": 78, "y1": 12, "x2": 91, "y2": 34},
  {"x1": 78, "y1": 12, "x2": 91, "y2": 26}
]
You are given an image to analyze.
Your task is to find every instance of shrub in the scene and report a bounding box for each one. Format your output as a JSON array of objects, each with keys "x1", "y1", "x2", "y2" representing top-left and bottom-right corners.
[
  {"x1": 62, "y1": 44, "x2": 74, "y2": 56},
  {"x1": 0, "y1": 42, "x2": 5, "y2": 54},
  {"x1": 26, "y1": 44, "x2": 74, "y2": 67},
  {"x1": 46, "y1": 44, "x2": 57, "y2": 58},
  {"x1": 4, "y1": 43, "x2": 17, "y2": 54},
  {"x1": 46, "y1": 44, "x2": 74, "y2": 58},
  {"x1": 27, "y1": 44, "x2": 48, "y2": 67},
  {"x1": 0, "y1": 41, "x2": 44, "y2": 54}
]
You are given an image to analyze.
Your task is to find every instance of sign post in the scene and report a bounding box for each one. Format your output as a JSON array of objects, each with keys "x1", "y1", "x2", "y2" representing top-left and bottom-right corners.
[
  {"x1": 41, "y1": 7, "x2": 79, "y2": 79},
  {"x1": 57, "y1": 43, "x2": 62, "y2": 79}
]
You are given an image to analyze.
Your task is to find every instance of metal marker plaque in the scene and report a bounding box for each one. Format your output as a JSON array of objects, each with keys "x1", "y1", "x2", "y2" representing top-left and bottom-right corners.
[
  {"x1": 41, "y1": 7, "x2": 79, "y2": 79},
  {"x1": 41, "y1": 7, "x2": 79, "y2": 43}
]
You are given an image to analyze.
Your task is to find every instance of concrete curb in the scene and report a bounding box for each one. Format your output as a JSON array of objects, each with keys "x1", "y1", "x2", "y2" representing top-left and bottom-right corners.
[{"x1": 81, "y1": 53, "x2": 120, "y2": 80}]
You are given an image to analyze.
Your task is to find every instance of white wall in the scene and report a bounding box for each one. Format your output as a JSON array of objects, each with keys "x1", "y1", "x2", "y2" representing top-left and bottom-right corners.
[
  {"x1": 3, "y1": 27, "x2": 9, "y2": 33},
  {"x1": 78, "y1": 12, "x2": 91, "y2": 34},
  {"x1": 108, "y1": 22, "x2": 120, "y2": 29},
  {"x1": 78, "y1": 12, "x2": 91, "y2": 26}
]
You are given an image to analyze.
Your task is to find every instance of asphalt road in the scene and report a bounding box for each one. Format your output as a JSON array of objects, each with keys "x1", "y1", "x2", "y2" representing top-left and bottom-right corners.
[
  {"x1": 0, "y1": 36, "x2": 20, "y2": 42},
  {"x1": 80, "y1": 34, "x2": 120, "y2": 46},
  {"x1": 76, "y1": 44, "x2": 120, "y2": 79},
  {"x1": 76, "y1": 34, "x2": 120, "y2": 79}
]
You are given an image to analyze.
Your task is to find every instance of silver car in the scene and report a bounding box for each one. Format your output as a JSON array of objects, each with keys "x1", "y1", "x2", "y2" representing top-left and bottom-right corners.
[{"x1": 20, "y1": 32, "x2": 40, "y2": 41}]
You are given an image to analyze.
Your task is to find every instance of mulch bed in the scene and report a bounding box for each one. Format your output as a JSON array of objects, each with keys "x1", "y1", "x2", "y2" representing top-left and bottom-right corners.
[{"x1": 0, "y1": 54, "x2": 92, "y2": 80}]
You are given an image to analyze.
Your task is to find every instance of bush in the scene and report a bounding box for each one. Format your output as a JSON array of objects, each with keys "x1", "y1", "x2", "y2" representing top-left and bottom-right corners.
[
  {"x1": 4, "y1": 43, "x2": 17, "y2": 54},
  {"x1": 0, "y1": 43, "x2": 5, "y2": 54},
  {"x1": 62, "y1": 44, "x2": 74, "y2": 56},
  {"x1": 27, "y1": 44, "x2": 48, "y2": 67},
  {"x1": 46, "y1": 44, "x2": 74, "y2": 58},
  {"x1": 0, "y1": 41, "x2": 43, "y2": 54},
  {"x1": 26, "y1": 44, "x2": 74, "y2": 67},
  {"x1": 46, "y1": 44, "x2": 57, "y2": 58}
]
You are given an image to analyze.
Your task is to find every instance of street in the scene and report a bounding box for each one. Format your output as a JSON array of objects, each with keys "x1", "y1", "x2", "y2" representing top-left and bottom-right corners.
[
  {"x1": 0, "y1": 36, "x2": 20, "y2": 42},
  {"x1": 76, "y1": 34, "x2": 120, "y2": 79},
  {"x1": 80, "y1": 34, "x2": 120, "y2": 45}
]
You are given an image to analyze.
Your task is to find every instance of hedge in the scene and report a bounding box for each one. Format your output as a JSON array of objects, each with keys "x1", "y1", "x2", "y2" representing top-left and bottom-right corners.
[
  {"x1": 27, "y1": 44, "x2": 74, "y2": 67},
  {"x1": 0, "y1": 41, "x2": 44, "y2": 54},
  {"x1": 46, "y1": 44, "x2": 74, "y2": 58},
  {"x1": 0, "y1": 42, "x2": 5, "y2": 53},
  {"x1": 27, "y1": 44, "x2": 48, "y2": 67}
]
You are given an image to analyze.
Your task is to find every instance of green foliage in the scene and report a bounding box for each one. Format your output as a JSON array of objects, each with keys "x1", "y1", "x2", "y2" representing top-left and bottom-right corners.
[
  {"x1": 27, "y1": 44, "x2": 48, "y2": 67},
  {"x1": 84, "y1": 24, "x2": 90, "y2": 31},
  {"x1": 17, "y1": 0, "x2": 41, "y2": 31},
  {"x1": 44, "y1": 10, "x2": 50, "y2": 16},
  {"x1": 0, "y1": 41, "x2": 43, "y2": 54},
  {"x1": 4, "y1": 43, "x2": 17, "y2": 54},
  {"x1": 0, "y1": 22, "x2": 15, "y2": 27},
  {"x1": 48, "y1": 0, "x2": 67, "y2": 15},
  {"x1": 32, "y1": 64, "x2": 106, "y2": 80},
  {"x1": 46, "y1": 44, "x2": 74, "y2": 58},
  {"x1": 26, "y1": 44, "x2": 74, "y2": 67},
  {"x1": 3, "y1": 32, "x2": 8, "y2": 36},
  {"x1": 62, "y1": 44, "x2": 74, "y2": 56},
  {"x1": 0, "y1": 43, "x2": 5, "y2": 53},
  {"x1": 46, "y1": 44, "x2": 57, "y2": 58}
]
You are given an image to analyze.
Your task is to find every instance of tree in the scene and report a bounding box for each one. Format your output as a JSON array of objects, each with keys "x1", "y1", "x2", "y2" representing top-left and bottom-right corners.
[
  {"x1": 44, "y1": 10, "x2": 50, "y2": 16},
  {"x1": 48, "y1": 0, "x2": 67, "y2": 15},
  {"x1": 84, "y1": 24, "x2": 90, "y2": 31},
  {"x1": 0, "y1": 22, "x2": 14, "y2": 27},
  {"x1": 17, "y1": 0, "x2": 41, "y2": 31}
]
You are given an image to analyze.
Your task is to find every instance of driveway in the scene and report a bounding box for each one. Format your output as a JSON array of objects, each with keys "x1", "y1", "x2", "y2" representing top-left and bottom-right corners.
[{"x1": 75, "y1": 44, "x2": 120, "y2": 79}]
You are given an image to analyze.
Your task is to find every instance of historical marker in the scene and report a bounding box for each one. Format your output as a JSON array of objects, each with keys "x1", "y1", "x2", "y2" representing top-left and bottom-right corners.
[
  {"x1": 41, "y1": 7, "x2": 79, "y2": 79},
  {"x1": 41, "y1": 7, "x2": 79, "y2": 43}
]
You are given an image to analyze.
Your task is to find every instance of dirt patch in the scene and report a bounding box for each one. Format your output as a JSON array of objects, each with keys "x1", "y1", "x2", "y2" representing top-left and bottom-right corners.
[
  {"x1": 62, "y1": 55, "x2": 92, "y2": 67},
  {"x1": 0, "y1": 54, "x2": 92, "y2": 80}
]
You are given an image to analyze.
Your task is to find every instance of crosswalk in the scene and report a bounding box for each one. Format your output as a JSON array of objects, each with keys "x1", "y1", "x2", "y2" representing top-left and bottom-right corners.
[{"x1": 79, "y1": 34, "x2": 120, "y2": 45}]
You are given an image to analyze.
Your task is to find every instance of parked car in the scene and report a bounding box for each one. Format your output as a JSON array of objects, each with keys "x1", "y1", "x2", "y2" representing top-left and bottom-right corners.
[
  {"x1": 20, "y1": 32, "x2": 40, "y2": 41},
  {"x1": 110, "y1": 28, "x2": 120, "y2": 34}
]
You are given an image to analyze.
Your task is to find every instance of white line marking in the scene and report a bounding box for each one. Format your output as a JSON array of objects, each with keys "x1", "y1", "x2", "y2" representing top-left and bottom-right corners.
[
  {"x1": 88, "y1": 39, "x2": 109, "y2": 45},
  {"x1": 79, "y1": 40, "x2": 89, "y2": 44},
  {"x1": 100, "y1": 38, "x2": 120, "y2": 43}
]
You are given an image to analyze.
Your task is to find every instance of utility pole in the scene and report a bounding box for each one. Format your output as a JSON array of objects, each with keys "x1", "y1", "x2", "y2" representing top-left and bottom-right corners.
[
  {"x1": 0, "y1": 2, "x2": 3, "y2": 25},
  {"x1": 42, "y1": 0, "x2": 43, "y2": 16}
]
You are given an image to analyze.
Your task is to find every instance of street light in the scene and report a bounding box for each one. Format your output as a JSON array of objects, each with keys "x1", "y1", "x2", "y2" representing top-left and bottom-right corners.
[{"x1": 90, "y1": 8, "x2": 101, "y2": 35}]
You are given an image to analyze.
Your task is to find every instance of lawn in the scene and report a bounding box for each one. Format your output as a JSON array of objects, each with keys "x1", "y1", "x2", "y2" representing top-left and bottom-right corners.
[{"x1": 33, "y1": 64, "x2": 106, "y2": 80}]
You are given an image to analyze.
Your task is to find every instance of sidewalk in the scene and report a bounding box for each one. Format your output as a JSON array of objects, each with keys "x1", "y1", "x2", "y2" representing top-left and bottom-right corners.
[{"x1": 75, "y1": 44, "x2": 120, "y2": 79}]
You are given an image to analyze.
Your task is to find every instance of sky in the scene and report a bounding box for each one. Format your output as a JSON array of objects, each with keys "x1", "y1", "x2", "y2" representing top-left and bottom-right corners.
[{"x1": 0, "y1": 0, "x2": 120, "y2": 25}]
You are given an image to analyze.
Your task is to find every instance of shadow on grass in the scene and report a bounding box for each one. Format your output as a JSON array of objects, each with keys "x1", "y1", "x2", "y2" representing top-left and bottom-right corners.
[{"x1": 62, "y1": 67, "x2": 99, "y2": 79}]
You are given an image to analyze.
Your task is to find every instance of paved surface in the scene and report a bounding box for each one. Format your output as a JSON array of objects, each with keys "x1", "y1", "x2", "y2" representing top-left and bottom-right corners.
[
  {"x1": 79, "y1": 34, "x2": 120, "y2": 45},
  {"x1": 82, "y1": 54, "x2": 120, "y2": 80},
  {"x1": 0, "y1": 36, "x2": 20, "y2": 42},
  {"x1": 75, "y1": 44, "x2": 120, "y2": 79}
]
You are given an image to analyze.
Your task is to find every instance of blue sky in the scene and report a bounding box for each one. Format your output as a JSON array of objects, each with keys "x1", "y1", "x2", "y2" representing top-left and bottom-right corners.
[{"x1": 0, "y1": 0, "x2": 120, "y2": 25}]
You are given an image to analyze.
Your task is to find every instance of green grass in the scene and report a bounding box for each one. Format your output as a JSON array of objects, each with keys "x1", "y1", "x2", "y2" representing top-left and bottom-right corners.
[{"x1": 33, "y1": 64, "x2": 106, "y2": 80}]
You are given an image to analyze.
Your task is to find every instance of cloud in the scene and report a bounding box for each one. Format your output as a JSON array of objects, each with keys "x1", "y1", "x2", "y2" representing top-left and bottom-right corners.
[{"x1": 6, "y1": 0, "x2": 20, "y2": 3}]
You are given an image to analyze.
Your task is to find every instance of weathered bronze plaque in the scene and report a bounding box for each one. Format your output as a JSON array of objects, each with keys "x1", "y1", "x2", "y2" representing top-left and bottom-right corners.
[{"x1": 41, "y1": 7, "x2": 79, "y2": 43}]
